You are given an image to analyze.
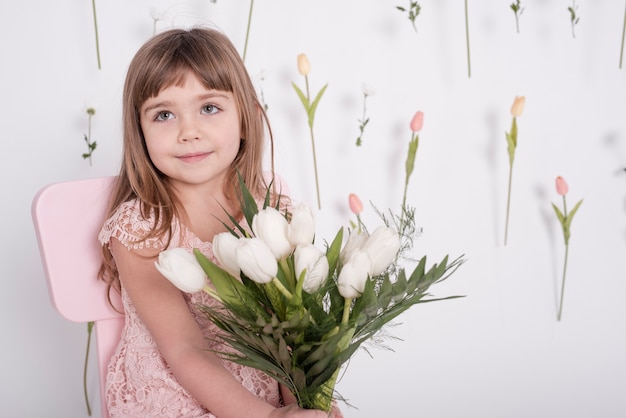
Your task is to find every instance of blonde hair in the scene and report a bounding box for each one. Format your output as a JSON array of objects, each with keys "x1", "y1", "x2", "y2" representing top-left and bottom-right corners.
[{"x1": 99, "y1": 27, "x2": 274, "y2": 297}]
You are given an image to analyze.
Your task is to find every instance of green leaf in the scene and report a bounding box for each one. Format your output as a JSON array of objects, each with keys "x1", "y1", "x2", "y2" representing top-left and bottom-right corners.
[
  {"x1": 194, "y1": 249, "x2": 268, "y2": 321},
  {"x1": 406, "y1": 257, "x2": 427, "y2": 293},
  {"x1": 264, "y1": 275, "x2": 287, "y2": 319},
  {"x1": 505, "y1": 118, "x2": 518, "y2": 165},
  {"x1": 509, "y1": 117, "x2": 518, "y2": 147},
  {"x1": 405, "y1": 135, "x2": 419, "y2": 179},
  {"x1": 263, "y1": 177, "x2": 274, "y2": 209},
  {"x1": 237, "y1": 172, "x2": 259, "y2": 227},
  {"x1": 563, "y1": 199, "x2": 583, "y2": 244},
  {"x1": 325, "y1": 228, "x2": 344, "y2": 277},
  {"x1": 565, "y1": 199, "x2": 584, "y2": 230},
  {"x1": 292, "y1": 82, "x2": 310, "y2": 113},
  {"x1": 393, "y1": 269, "x2": 408, "y2": 296},
  {"x1": 552, "y1": 202, "x2": 565, "y2": 225},
  {"x1": 351, "y1": 278, "x2": 379, "y2": 324},
  {"x1": 378, "y1": 275, "x2": 393, "y2": 309},
  {"x1": 307, "y1": 83, "x2": 328, "y2": 128}
]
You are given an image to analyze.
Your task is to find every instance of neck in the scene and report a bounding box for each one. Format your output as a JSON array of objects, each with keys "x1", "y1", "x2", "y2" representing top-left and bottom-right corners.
[{"x1": 174, "y1": 184, "x2": 239, "y2": 243}]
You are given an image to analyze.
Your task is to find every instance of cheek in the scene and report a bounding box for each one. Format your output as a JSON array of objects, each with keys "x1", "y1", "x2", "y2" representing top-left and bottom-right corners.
[{"x1": 142, "y1": 131, "x2": 167, "y2": 167}]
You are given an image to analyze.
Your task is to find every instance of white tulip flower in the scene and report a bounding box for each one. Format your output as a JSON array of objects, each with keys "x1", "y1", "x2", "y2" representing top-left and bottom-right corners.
[
  {"x1": 294, "y1": 243, "x2": 329, "y2": 293},
  {"x1": 287, "y1": 203, "x2": 316, "y2": 246},
  {"x1": 252, "y1": 207, "x2": 294, "y2": 260},
  {"x1": 155, "y1": 248, "x2": 207, "y2": 293},
  {"x1": 212, "y1": 232, "x2": 241, "y2": 278},
  {"x1": 337, "y1": 251, "x2": 371, "y2": 299},
  {"x1": 363, "y1": 226, "x2": 401, "y2": 276},
  {"x1": 339, "y1": 230, "x2": 369, "y2": 266},
  {"x1": 236, "y1": 238, "x2": 278, "y2": 284}
]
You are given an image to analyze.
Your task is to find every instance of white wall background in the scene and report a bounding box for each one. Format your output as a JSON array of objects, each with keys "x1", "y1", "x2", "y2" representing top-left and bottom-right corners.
[{"x1": 2, "y1": 1, "x2": 625, "y2": 417}]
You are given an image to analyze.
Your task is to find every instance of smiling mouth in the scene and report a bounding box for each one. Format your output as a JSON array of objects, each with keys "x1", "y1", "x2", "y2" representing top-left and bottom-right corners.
[{"x1": 177, "y1": 152, "x2": 210, "y2": 163}]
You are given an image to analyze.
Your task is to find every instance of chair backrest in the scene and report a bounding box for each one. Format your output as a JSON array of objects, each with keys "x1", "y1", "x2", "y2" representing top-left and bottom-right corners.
[
  {"x1": 32, "y1": 176, "x2": 123, "y2": 418},
  {"x1": 31, "y1": 172, "x2": 289, "y2": 417}
]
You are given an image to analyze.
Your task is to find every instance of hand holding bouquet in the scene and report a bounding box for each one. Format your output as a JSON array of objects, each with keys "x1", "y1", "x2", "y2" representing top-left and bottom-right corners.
[{"x1": 156, "y1": 176, "x2": 464, "y2": 412}]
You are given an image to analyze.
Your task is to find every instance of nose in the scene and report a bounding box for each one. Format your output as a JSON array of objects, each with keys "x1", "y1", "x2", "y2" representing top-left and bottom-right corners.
[{"x1": 178, "y1": 115, "x2": 201, "y2": 142}]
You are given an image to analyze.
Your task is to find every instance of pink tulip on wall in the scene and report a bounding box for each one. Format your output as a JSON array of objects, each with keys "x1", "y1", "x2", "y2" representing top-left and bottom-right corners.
[
  {"x1": 551, "y1": 176, "x2": 583, "y2": 321},
  {"x1": 403, "y1": 111, "x2": 424, "y2": 212},
  {"x1": 503, "y1": 96, "x2": 525, "y2": 245}
]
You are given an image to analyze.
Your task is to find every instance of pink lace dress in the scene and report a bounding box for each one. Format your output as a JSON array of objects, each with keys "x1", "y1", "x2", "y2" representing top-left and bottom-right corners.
[{"x1": 98, "y1": 199, "x2": 282, "y2": 417}]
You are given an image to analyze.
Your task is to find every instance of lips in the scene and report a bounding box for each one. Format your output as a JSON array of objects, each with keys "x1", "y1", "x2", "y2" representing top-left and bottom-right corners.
[{"x1": 177, "y1": 151, "x2": 210, "y2": 163}]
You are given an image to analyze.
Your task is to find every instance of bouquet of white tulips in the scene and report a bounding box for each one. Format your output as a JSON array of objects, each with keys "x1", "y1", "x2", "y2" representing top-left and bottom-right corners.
[{"x1": 156, "y1": 176, "x2": 464, "y2": 412}]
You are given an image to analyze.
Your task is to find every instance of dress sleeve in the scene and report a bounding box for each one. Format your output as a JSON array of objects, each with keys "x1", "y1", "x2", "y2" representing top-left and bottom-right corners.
[{"x1": 98, "y1": 199, "x2": 166, "y2": 250}]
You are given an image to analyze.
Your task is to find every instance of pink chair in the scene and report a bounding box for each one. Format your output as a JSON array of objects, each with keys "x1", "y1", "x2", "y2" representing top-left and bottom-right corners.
[{"x1": 32, "y1": 176, "x2": 123, "y2": 418}]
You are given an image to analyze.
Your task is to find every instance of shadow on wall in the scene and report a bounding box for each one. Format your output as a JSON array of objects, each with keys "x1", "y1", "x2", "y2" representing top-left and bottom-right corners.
[
  {"x1": 602, "y1": 131, "x2": 626, "y2": 242},
  {"x1": 484, "y1": 107, "x2": 501, "y2": 248},
  {"x1": 534, "y1": 182, "x2": 560, "y2": 313}
]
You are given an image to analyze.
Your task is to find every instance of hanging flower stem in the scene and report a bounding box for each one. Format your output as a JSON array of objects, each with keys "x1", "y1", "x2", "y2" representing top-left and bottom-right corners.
[
  {"x1": 510, "y1": 0, "x2": 523, "y2": 33},
  {"x1": 503, "y1": 97, "x2": 524, "y2": 245},
  {"x1": 503, "y1": 163, "x2": 514, "y2": 245},
  {"x1": 304, "y1": 76, "x2": 322, "y2": 210},
  {"x1": 465, "y1": 0, "x2": 471, "y2": 78},
  {"x1": 567, "y1": 0, "x2": 580, "y2": 39},
  {"x1": 83, "y1": 108, "x2": 97, "y2": 165},
  {"x1": 308, "y1": 124, "x2": 322, "y2": 210},
  {"x1": 402, "y1": 132, "x2": 419, "y2": 213},
  {"x1": 83, "y1": 321, "x2": 94, "y2": 416},
  {"x1": 556, "y1": 194, "x2": 569, "y2": 321},
  {"x1": 355, "y1": 92, "x2": 370, "y2": 146},
  {"x1": 557, "y1": 236, "x2": 570, "y2": 320},
  {"x1": 292, "y1": 60, "x2": 327, "y2": 210},
  {"x1": 91, "y1": 0, "x2": 101, "y2": 70},
  {"x1": 242, "y1": 0, "x2": 255, "y2": 62},
  {"x1": 619, "y1": 1, "x2": 626, "y2": 70},
  {"x1": 552, "y1": 176, "x2": 583, "y2": 321}
]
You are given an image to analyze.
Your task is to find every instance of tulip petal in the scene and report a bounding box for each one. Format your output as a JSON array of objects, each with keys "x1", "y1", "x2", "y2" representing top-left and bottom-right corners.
[{"x1": 155, "y1": 248, "x2": 207, "y2": 293}]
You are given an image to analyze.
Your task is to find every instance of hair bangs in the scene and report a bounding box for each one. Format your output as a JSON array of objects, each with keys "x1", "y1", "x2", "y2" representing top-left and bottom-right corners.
[{"x1": 136, "y1": 34, "x2": 236, "y2": 107}]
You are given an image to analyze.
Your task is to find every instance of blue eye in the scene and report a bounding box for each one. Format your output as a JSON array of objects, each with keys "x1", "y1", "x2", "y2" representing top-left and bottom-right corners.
[{"x1": 155, "y1": 111, "x2": 173, "y2": 121}]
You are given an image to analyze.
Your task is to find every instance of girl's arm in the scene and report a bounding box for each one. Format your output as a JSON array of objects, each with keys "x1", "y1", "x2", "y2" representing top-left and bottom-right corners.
[{"x1": 110, "y1": 238, "x2": 330, "y2": 418}]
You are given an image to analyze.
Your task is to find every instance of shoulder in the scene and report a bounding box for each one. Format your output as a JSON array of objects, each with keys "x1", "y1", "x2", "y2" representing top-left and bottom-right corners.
[{"x1": 98, "y1": 199, "x2": 166, "y2": 250}]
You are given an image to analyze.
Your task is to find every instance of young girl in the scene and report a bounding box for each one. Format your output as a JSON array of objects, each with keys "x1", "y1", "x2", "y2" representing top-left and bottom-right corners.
[{"x1": 98, "y1": 27, "x2": 340, "y2": 418}]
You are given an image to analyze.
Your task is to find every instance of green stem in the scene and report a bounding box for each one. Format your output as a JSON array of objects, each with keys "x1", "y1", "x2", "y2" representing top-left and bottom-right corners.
[
  {"x1": 91, "y1": 0, "x2": 101, "y2": 70},
  {"x1": 305, "y1": 75, "x2": 310, "y2": 101},
  {"x1": 309, "y1": 125, "x2": 322, "y2": 210},
  {"x1": 401, "y1": 179, "x2": 409, "y2": 229},
  {"x1": 341, "y1": 298, "x2": 352, "y2": 325},
  {"x1": 272, "y1": 277, "x2": 293, "y2": 300},
  {"x1": 308, "y1": 324, "x2": 355, "y2": 411},
  {"x1": 83, "y1": 322, "x2": 93, "y2": 416},
  {"x1": 503, "y1": 162, "x2": 514, "y2": 245},
  {"x1": 402, "y1": 133, "x2": 418, "y2": 213},
  {"x1": 310, "y1": 368, "x2": 339, "y2": 412},
  {"x1": 279, "y1": 258, "x2": 294, "y2": 288},
  {"x1": 557, "y1": 243, "x2": 569, "y2": 321},
  {"x1": 619, "y1": 1, "x2": 626, "y2": 70},
  {"x1": 88, "y1": 113, "x2": 93, "y2": 166},
  {"x1": 356, "y1": 214, "x2": 363, "y2": 234},
  {"x1": 557, "y1": 195, "x2": 569, "y2": 321},
  {"x1": 202, "y1": 285, "x2": 224, "y2": 304},
  {"x1": 242, "y1": 0, "x2": 255, "y2": 62},
  {"x1": 464, "y1": 0, "x2": 471, "y2": 78},
  {"x1": 304, "y1": 75, "x2": 321, "y2": 210}
]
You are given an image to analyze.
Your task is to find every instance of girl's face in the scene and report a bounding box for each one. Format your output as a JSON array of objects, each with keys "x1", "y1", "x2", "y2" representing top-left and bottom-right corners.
[{"x1": 139, "y1": 72, "x2": 242, "y2": 195}]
